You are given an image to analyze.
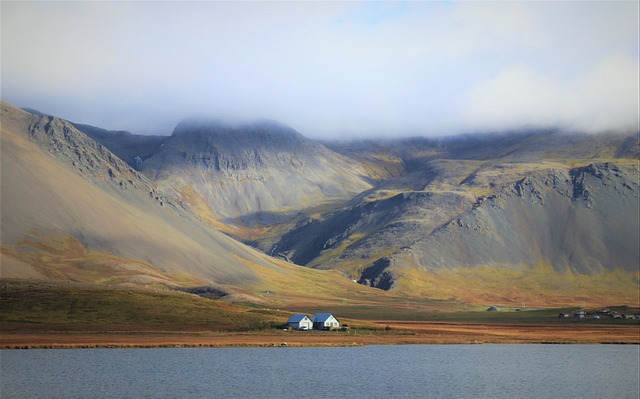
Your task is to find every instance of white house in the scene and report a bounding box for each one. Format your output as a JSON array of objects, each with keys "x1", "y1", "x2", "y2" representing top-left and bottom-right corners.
[
  {"x1": 312, "y1": 313, "x2": 340, "y2": 330},
  {"x1": 287, "y1": 314, "x2": 313, "y2": 330}
]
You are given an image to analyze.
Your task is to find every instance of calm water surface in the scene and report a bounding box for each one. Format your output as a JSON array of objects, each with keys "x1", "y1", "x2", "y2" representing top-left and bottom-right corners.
[{"x1": 1, "y1": 345, "x2": 638, "y2": 399}]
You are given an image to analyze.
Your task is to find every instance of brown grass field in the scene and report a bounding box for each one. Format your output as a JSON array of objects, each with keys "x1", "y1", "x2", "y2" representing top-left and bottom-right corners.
[
  {"x1": 1, "y1": 281, "x2": 638, "y2": 349},
  {"x1": 2, "y1": 321, "x2": 638, "y2": 349}
]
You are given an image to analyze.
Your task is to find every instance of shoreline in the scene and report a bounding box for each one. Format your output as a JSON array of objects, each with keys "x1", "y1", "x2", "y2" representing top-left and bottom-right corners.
[
  {"x1": 3, "y1": 340, "x2": 639, "y2": 350},
  {"x1": 3, "y1": 321, "x2": 638, "y2": 349}
]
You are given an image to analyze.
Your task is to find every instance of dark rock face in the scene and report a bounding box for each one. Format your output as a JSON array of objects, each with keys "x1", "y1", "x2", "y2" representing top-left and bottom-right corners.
[
  {"x1": 358, "y1": 258, "x2": 394, "y2": 290},
  {"x1": 277, "y1": 159, "x2": 638, "y2": 290},
  {"x1": 393, "y1": 163, "x2": 639, "y2": 277},
  {"x1": 172, "y1": 118, "x2": 306, "y2": 150},
  {"x1": 276, "y1": 191, "x2": 472, "y2": 268},
  {"x1": 1, "y1": 101, "x2": 282, "y2": 286},
  {"x1": 160, "y1": 120, "x2": 316, "y2": 175},
  {"x1": 72, "y1": 123, "x2": 168, "y2": 171},
  {"x1": 26, "y1": 115, "x2": 146, "y2": 189},
  {"x1": 138, "y1": 118, "x2": 372, "y2": 221},
  {"x1": 177, "y1": 285, "x2": 228, "y2": 299}
]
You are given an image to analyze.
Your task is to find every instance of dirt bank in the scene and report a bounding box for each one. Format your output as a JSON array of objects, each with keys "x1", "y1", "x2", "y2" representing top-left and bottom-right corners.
[{"x1": 1, "y1": 321, "x2": 638, "y2": 349}]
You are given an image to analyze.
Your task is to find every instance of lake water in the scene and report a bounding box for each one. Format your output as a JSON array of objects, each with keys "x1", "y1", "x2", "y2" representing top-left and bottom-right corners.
[{"x1": 1, "y1": 345, "x2": 638, "y2": 399}]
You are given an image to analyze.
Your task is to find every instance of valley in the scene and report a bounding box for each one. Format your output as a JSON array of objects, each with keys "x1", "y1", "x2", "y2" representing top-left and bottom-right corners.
[{"x1": 1, "y1": 99, "x2": 638, "y2": 346}]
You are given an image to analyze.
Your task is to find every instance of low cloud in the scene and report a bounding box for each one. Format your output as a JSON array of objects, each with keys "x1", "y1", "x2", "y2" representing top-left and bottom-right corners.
[
  {"x1": 1, "y1": 1, "x2": 638, "y2": 137},
  {"x1": 464, "y1": 54, "x2": 639, "y2": 133}
]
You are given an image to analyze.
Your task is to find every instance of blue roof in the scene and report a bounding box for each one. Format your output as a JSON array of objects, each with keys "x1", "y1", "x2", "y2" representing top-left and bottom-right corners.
[
  {"x1": 312, "y1": 313, "x2": 335, "y2": 322},
  {"x1": 287, "y1": 314, "x2": 309, "y2": 323}
]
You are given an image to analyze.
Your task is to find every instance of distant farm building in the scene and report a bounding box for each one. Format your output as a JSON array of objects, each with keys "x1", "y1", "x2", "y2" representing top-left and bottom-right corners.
[
  {"x1": 287, "y1": 313, "x2": 341, "y2": 331},
  {"x1": 487, "y1": 306, "x2": 500, "y2": 312},
  {"x1": 312, "y1": 313, "x2": 340, "y2": 330},
  {"x1": 287, "y1": 314, "x2": 313, "y2": 330}
]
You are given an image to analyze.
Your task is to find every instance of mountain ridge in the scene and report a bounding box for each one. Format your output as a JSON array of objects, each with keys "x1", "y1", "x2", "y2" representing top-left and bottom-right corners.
[
  {"x1": 272, "y1": 131, "x2": 639, "y2": 304},
  {"x1": 136, "y1": 117, "x2": 376, "y2": 237},
  {"x1": 4, "y1": 100, "x2": 638, "y2": 306},
  {"x1": 1, "y1": 101, "x2": 364, "y2": 301}
]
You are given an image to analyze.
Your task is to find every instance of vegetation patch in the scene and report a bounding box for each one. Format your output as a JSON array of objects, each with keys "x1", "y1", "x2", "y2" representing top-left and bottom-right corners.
[
  {"x1": 393, "y1": 262, "x2": 640, "y2": 307},
  {"x1": 1, "y1": 235, "x2": 203, "y2": 288},
  {"x1": 0, "y1": 280, "x2": 283, "y2": 330}
]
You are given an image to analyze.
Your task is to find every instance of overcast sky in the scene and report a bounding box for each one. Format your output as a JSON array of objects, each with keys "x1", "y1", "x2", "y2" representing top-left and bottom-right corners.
[{"x1": 2, "y1": 1, "x2": 638, "y2": 138}]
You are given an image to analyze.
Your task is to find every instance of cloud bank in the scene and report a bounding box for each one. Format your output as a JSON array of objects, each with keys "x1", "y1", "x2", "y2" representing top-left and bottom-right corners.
[{"x1": 1, "y1": 1, "x2": 638, "y2": 137}]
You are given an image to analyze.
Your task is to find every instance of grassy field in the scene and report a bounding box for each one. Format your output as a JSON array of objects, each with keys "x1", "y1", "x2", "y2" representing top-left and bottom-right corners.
[
  {"x1": 278, "y1": 301, "x2": 640, "y2": 325},
  {"x1": 0, "y1": 280, "x2": 285, "y2": 329},
  {"x1": 3, "y1": 280, "x2": 637, "y2": 327},
  {"x1": 1, "y1": 280, "x2": 638, "y2": 348}
]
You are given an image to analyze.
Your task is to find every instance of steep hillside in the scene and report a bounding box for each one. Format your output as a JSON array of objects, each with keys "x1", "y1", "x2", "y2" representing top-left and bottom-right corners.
[
  {"x1": 366, "y1": 162, "x2": 638, "y2": 272},
  {"x1": 0, "y1": 101, "x2": 372, "y2": 303},
  {"x1": 277, "y1": 132, "x2": 639, "y2": 305},
  {"x1": 72, "y1": 123, "x2": 168, "y2": 169},
  {"x1": 324, "y1": 130, "x2": 639, "y2": 167},
  {"x1": 404, "y1": 163, "x2": 639, "y2": 272},
  {"x1": 5, "y1": 101, "x2": 637, "y2": 307},
  {"x1": 137, "y1": 118, "x2": 375, "y2": 240}
]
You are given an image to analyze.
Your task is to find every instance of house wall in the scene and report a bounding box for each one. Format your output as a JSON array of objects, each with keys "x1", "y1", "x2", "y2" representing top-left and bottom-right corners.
[
  {"x1": 325, "y1": 315, "x2": 339, "y2": 329},
  {"x1": 289, "y1": 317, "x2": 313, "y2": 330},
  {"x1": 314, "y1": 315, "x2": 340, "y2": 330}
]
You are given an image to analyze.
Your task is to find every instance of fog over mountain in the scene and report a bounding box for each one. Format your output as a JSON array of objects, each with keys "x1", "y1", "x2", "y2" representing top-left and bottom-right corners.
[
  {"x1": 2, "y1": 2, "x2": 638, "y2": 138},
  {"x1": 139, "y1": 117, "x2": 374, "y2": 224}
]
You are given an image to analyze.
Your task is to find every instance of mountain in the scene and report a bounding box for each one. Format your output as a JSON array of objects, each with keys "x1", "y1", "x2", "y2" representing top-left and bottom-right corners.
[
  {"x1": 0, "y1": 101, "x2": 373, "y2": 303},
  {"x1": 72, "y1": 122, "x2": 168, "y2": 169},
  {"x1": 3, "y1": 100, "x2": 638, "y2": 307},
  {"x1": 275, "y1": 131, "x2": 640, "y2": 305},
  {"x1": 132, "y1": 118, "x2": 375, "y2": 242}
]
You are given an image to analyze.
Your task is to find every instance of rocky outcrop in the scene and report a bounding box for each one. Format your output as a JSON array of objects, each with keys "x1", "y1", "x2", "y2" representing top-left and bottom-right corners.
[
  {"x1": 358, "y1": 257, "x2": 394, "y2": 290},
  {"x1": 378, "y1": 163, "x2": 639, "y2": 284},
  {"x1": 140, "y1": 118, "x2": 373, "y2": 222},
  {"x1": 27, "y1": 115, "x2": 143, "y2": 187},
  {"x1": 7, "y1": 100, "x2": 637, "y2": 304},
  {"x1": 0, "y1": 101, "x2": 294, "y2": 287},
  {"x1": 276, "y1": 191, "x2": 472, "y2": 268},
  {"x1": 277, "y1": 156, "x2": 638, "y2": 292},
  {"x1": 72, "y1": 123, "x2": 167, "y2": 171}
]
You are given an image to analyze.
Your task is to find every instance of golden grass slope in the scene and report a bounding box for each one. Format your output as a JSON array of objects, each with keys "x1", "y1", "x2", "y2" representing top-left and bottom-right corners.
[
  {"x1": 392, "y1": 262, "x2": 639, "y2": 308},
  {"x1": 0, "y1": 101, "x2": 379, "y2": 301},
  {"x1": 281, "y1": 134, "x2": 639, "y2": 306},
  {"x1": 0, "y1": 105, "x2": 248, "y2": 285}
]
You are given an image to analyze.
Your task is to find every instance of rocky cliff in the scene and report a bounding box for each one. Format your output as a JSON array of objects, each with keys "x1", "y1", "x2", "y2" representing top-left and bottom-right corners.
[
  {"x1": 138, "y1": 118, "x2": 374, "y2": 231},
  {"x1": 374, "y1": 163, "x2": 639, "y2": 283},
  {"x1": 5, "y1": 100, "x2": 637, "y2": 305},
  {"x1": 0, "y1": 101, "x2": 307, "y2": 290},
  {"x1": 275, "y1": 133, "x2": 639, "y2": 304}
]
